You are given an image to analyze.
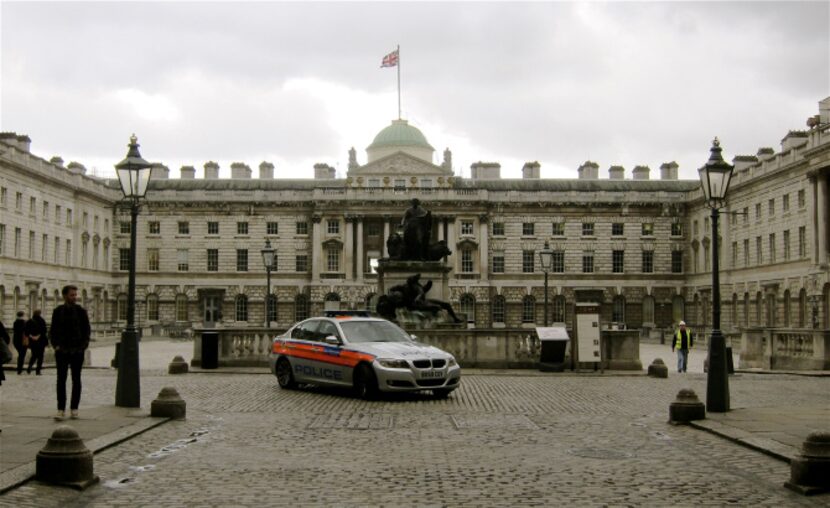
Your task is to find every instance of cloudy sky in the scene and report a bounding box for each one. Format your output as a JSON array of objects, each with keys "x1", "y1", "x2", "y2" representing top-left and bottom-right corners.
[{"x1": 1, "y1": 1, "x2": 828, "y2": 180}]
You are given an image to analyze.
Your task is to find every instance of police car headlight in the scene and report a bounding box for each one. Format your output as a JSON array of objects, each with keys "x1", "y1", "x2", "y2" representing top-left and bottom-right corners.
[
  {"x1": 447, "y1": 357, "x2": 457, "y2": 367},
  {"x1": 378, "y1": 359, "x2": 409, "y2": 369}
]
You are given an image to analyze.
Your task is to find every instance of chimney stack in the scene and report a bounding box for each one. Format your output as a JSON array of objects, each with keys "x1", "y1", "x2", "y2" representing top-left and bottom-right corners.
[
  {"x1": 180, "y1": 165, "x2": 196, "y2": 179},
  {"x1": 259, "y1": 162, "x2": 274, "y2": 179},
  {"x1": 522, "y1": 161, "x2": 540, "y2": 179},
  {"x1": 659, "y1": 162, "x2": 678, "y2": 180},
  {"x1": 632, "y1": 165, "x2": 650, "y2": 180},
  {"x1": 231, "y1": 162, "x2": 252, "y2": 179},
  {"x1": 577, "y1": 161, "x2": 599, "y2": 180},
  {"x1": 204, "y1": 161, "x2": 220, "y2": 179},
  {"x1": 608, "y1": 165, "x2": 625, "y2": 180}
]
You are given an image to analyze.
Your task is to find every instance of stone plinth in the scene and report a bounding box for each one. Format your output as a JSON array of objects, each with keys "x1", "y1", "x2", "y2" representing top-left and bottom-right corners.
[
  {"x1": 376, "y1": 259, "x2": 452, "y2": 303},
  {"x1": 669, "y1": 389, "x2": 706, "y2": 424},
  {"x1": 600, "y1": 330, "x2": 643, "y2": 370},
  {"x1": 648, "y1": 358, "x2": 668, "y2": 378},
  {"x1": 785, "y1": 431, "x2": 830, "y2": 495},
  {"x1": 151, "y1": 387, "x2": 186, "y2": 419},
  {"x1": 168, "y1": 355, "x2": 189, "y2": 374},
  {"x1": 36, "y1": 426, "x2": 99, "y2": 489}
]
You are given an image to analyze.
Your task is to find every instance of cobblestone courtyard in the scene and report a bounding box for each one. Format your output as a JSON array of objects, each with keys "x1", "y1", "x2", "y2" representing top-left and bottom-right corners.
[{"x1": 1, "y1": 345, "x2": 828, "y2": 506}]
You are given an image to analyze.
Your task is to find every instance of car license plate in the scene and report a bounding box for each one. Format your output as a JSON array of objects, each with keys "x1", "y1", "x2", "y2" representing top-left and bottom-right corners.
[{"x1": 421, "y1": 370, "x2": 443, "y2": 379}]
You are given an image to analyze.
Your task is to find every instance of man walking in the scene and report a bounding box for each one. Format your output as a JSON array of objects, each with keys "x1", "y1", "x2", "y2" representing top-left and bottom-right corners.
[
  {"x1": 25, "y1": 310, "x2": 48, "y2": 375},
  {"x1": 672, "y1": 320, "x2": 693, "y2": 373},
  {"x1": 12, "y1": 311, "x2": 28, "y2": 375},
  {"x1": 49, "y1": 285, "x2": 91, "y2": 420}
]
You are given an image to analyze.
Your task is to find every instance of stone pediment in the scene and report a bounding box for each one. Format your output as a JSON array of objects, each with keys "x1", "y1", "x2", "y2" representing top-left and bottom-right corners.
[{"x1": 347, "y1": 151, "x2": 452, "y2": 178}]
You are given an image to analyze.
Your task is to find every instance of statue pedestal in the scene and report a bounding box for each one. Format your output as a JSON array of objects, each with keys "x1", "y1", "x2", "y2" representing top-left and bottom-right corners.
[{"x1": 377, "y1": 260, "x2": 451, "y2": 302}]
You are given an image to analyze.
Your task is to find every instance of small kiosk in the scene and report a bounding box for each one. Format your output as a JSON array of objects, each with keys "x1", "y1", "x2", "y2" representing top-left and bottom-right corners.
[
  {"x1": 537, "y1": 325, "x2": 570, "y2": 372},
  {"x1": 574, "y1": 303, "x2": 603, "y2": 372}
]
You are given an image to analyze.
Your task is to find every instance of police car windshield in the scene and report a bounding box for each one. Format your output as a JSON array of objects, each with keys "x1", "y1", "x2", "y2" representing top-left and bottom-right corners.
[{"x1": 340, "y1": 321, "x2": 412, "y2": 343}]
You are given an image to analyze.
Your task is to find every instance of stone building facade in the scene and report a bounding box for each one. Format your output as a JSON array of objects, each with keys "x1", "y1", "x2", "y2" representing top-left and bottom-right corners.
[{"x1": 2, "y1": 99, "x2": 829, "y2": 346}]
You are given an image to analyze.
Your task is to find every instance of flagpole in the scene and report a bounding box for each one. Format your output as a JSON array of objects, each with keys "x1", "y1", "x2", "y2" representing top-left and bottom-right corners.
[{"x1": 397, "y1": 44, "x2": 401, "y2": 120}]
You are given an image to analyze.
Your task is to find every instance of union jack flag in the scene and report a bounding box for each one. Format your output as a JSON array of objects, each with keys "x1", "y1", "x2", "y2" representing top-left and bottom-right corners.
[{"x1": 381, "y1": 49, "x2": 399, "y2": 68}]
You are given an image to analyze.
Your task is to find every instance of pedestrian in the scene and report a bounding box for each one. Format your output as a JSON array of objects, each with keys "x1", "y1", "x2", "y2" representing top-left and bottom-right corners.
[
  {"x1": 0, "y1": 320, "x2": 11, "y2": 386},
  {"x1": 12, "y1": 311, "x2": 28, "y2": 375},
  {"x1": 49, "y1": 285, "x2": 91, "y2": 420},
  {"x1": 672, "y1": 320, "x2": 693, "y2": 373},
  {"x1": 25, "y1": 310, "x2": 48, "y2": 375}
]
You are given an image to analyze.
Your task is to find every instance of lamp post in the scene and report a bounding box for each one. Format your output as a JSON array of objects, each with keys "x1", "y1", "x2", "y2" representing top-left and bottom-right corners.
[
  {"x1": 698, "y1": 137, "x2": 735, "y2": 413},
  {"x1": 114, "y1": 135, "x2": 153, "y2": 408},
  {"x1": 539, "y1": 241, "x2": 554, "y2": 326},
  {"x1": 261, "y1": 239, "x2": 275, "y2": 329}
]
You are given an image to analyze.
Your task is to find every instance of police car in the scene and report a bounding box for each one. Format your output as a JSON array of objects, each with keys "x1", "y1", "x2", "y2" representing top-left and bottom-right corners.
[{"x1": 268, "y1": 311, "x2": 461, "y2": 399}]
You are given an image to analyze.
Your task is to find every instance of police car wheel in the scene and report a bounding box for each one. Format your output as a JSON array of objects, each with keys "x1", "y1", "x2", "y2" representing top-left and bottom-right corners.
[
  {"x1": 432, "y1": 389, "x2": 454, "y2": 399},
  {"x1": 276, "y1": 358, "x2": 296, "y2": 389},
  {"x1": 353, "y1": 364, "x2": 379, "y2": 400}
]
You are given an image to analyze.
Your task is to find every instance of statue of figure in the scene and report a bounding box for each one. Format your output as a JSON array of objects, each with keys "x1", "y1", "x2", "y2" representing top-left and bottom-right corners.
[
  {"x1": 401, "y1": 198, "x2": 432, "y2": 261},
  {"x1": 376, "y1": 274, "x2": 462, "y2": 323}
]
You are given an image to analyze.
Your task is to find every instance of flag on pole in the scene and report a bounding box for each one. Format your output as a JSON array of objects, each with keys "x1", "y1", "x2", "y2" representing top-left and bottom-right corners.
[{"x1": 381, "y1": 49, "x2": 399, "y2": 68}]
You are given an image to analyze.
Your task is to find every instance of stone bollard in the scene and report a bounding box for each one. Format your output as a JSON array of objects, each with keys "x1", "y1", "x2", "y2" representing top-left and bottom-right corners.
[
  {"x1": 648, "y1": 358, "x2": 668, "y2": 378},
  {"x1": 668, "y1": 389, "x2": 706, "y2": 424},
  {"x1": 168, "y1": 355, "x2": 189, "y2": 374},
  {"x1": 784, "y1": 431, "x2": 830, "y2": 495},
  {"x1": 36, "y1": 426, "x2": 100, "y2": 489},
  {"x1": 151, "y1": 387, "x2": 186, "y2": 420}
]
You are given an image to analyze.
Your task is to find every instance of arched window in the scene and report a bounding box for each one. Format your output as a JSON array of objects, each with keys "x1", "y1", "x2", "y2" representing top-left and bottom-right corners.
[
  {"x1": 612, "y1": 295, "x2": 625, "y2": 324},
  {"x1": 798, "y1": 288, "x2": 807, "y2": 327},
  {"x1": 743, "y1": 293, "x2": 750, "y2": 326},
  {"x1": 755, "y1": 291, "x2": 763, "y2": 326},
  {"x1": 235, "y1": 295, "x2": 248, "y2": 322},
  {"x1": 731, "y1": 294, "x2": 738, "y2": 328},
  {"x1": 13, "y1": 287, "x2": 21, "y2": 314},
  {"x1": 146, "y1": 294, "x2": 159, "y2": 321},
  {"x1": 295, "y1": 294, "x2": 310, "y2": 322},
  {"x1": 642, "y1": 296, "x2": 655, "y2": 325},
  {"x1": 783, "y1": 290, "x2": 790, "y2": 327},
  {"x1": 117, "y1": 294, "x2": 127, "y2": 321},
  {"x1": 766, "y1": 292, "x2": 776, "y2": 327},
  {"x1": 176, "y1": 294, "x2": 188, "y2": 322},
  {"x1": 522, "y1": 295, "x2": 536, "y2": 323},
  {"x1": 460, "y1": 294, "x2": 475, "y2": 323},
  {"x1": 492, "y1": 295, "x2": 506, "y2": 324},
  {"x1": 672, "y1": 295, "x2": 685, "y2": 324},
  {"x1": 552, "y1": 295, "x2": 566, "y2": 323},
  {"x1": 267, "y1": 294, "x2": 277, "y2": 324},
  {"x1": 324, "y1": 292, "x2": 340, "y2": 311}
]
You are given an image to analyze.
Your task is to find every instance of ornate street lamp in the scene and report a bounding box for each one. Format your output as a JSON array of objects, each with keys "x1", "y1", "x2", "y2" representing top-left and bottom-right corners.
[
  {"x1": 698, "y1": 137, "x2": 735, "y2": 413},
  {"x1": 114, "y1": 134, "x2": 153, "y2": 408},
  {"x1": 539, "y1": 241, "x2": 554, "y2": 326},
  {"x1": 261, "y1": 239, "x2": 276, "y2": 328}
]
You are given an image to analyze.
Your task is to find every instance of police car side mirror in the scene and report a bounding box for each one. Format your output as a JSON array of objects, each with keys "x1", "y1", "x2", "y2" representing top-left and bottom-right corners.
[
  {"x1": 410, "y1": 334, "x2": 417, "y2": 340},
  {"x1": 324, "y1": 335, "x2": 341, "y2": 346}
]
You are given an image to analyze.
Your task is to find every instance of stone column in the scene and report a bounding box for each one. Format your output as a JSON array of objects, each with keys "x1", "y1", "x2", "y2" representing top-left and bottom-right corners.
[
  {"x1": 819, "y1": 174, "x2": 829, "y2": 265},
  {"x1": 383, "y1": 216, "x2": 391, "y2": 258},
  {"x1": 311, "y1": 215, "x2": 322, "y2": 280},
  {"x1": 356, "y1": 217, "x2": 364, "y2": 281},
  {"x1": 479, "y1": 214, "x2": 489, "y2": 281},
  {"x1": 447, "y1": 217, "x2": 457, "y2": 273},
  {"x1": 344, "y1": 216, "x2": 354, "y2": 280},
  {"x1": 437, "y1": 215, "x2": 445, "y2": 242}
]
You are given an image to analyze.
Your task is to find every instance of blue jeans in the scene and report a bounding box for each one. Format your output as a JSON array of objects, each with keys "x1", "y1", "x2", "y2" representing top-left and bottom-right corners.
[{"x1": 676, "y1": 349, "x2": 689, "y2": 373}]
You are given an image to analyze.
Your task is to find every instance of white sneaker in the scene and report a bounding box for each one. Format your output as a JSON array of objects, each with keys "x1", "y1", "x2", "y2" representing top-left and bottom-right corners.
[
  {"x1": 70, "y1": 410, "x2": 79, "y2": 419},
  {"x1": 54, "y1": 411, "x2": 65, "y2": 421}
]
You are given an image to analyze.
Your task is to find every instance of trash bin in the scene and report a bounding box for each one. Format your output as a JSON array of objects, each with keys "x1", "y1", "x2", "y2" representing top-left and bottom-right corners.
[
  {"x1": 537, "y1": 325, "x2": 570, "y2": 372},
  {"x1": 201, "y1": 331, "x2": 219, "y2": 369}
]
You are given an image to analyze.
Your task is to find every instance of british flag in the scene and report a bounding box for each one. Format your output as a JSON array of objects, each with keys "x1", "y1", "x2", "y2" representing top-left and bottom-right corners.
[{"x1": 381, "y1": 49, "x2": 399, "y2": 68}]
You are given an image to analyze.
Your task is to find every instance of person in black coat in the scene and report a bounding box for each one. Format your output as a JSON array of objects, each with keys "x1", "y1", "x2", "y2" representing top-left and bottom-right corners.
[
  {"x1": 12, "y1": 311, "x2": 27, "y2": 375},
  {"x1": 49, "y1": 285, "x2": 91, "y2": 420},
  {"x1": 0, "y1": 320, "x2": 10, "y2": 386},
  {"x1": 25, "y1": 310, "x2": 48, "y2": 375}
]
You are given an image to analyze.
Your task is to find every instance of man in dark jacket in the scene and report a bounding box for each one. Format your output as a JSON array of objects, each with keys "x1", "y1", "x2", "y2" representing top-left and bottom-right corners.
[
  {"x1": 25, "y1": 310, "x2": 48, "y2": 375},
  {"x1": 12, "y1": 311, "x2": 27, "y2": 375},
  {"x1": 49, "y1": 285, "x2": 91, "y2": 420},
  {"x1": 0, "y1": 320, "x2": 10, "y2": 385}
]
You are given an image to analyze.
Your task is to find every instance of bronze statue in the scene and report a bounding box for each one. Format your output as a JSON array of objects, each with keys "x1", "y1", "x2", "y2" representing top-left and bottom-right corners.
[
  {"x1": 376, "y1": 274, "x2": 462, "y2": 323},
  {"x1": 401, "y1": 198, "x2": 431, "y2": 261}
]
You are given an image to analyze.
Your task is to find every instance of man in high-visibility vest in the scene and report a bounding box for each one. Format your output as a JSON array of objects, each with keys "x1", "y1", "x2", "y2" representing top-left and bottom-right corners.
[{"x1": 672, "y1": 320, "x2": 693, "y2": 373}]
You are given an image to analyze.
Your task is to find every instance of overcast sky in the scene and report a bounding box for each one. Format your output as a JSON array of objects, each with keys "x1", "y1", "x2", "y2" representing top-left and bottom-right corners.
[{"x1": 2, "y1": 1, "x2": 828, "y2": 180}]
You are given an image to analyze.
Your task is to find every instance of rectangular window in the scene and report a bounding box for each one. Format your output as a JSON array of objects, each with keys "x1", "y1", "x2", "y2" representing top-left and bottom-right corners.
[
  {"x1": 367, "y1": 223, "x2": 381, "y2": 237},
  {"x1": 732, "y1": 241, "x2": 738, "y2": 268},
  {"x1": 461, "y1": 249, "x2": 474, "y2": 273},
  {"x1": 492, "y1": 222, "x2": 505, "y2": 236},
  {"x1": 522, "y1": 222, "x2": 535, "y2": 236},
  {"x1": 798, "y1": 189, "x2": 805, "y2": 208},
  {"x1": 41, "y1": 234, "x2": 47, "y2": 261},
  {"x1": 394, "y1": 179, "x2": 406, "y2": 190},
  {"x1": 295, "y1": 254, "x2": 308, "y2": 272},
  {"x1": 326, "y1": 248, "x2": 340, "y2": 272},
  {"x1": 28, "y1": 231, "x2": 35, "y2": 258},
  {"x1": 799, "y1": 226, "x2": 806, "y2": 257},
  {"x1": 15, "y1": 192, "x2": 22, "y2": 210},
  {"x1": 671, "y1": 223, "x2": 682, "y2": 236},
  {"x1": 743, "y1": 239, "x2": 750, "y2": 267},
  {"x1": 43, "y1": 201, "x2": 49, "y2": 220},
  {"x1": 755, "y1": 203, "x2": 762, "y2": 220},
  {"x1": 54, "y1": 236, "x2": 60, "y2": 264},
  {"x1": 461, "y1": 221, "x2": 474, "y2": 236},
  {"x1": 0, "y1": 187, "x2": 6, "y2": 206},
  {"x1": 742, "y1": 207, "x2": 749, "y2": 224},
  {"x1": 642, "y1": 222, "x2": 654, "y2": 236},
  {"x1": 327, "y1": 219, "x2": 340, "y2": 235},
  {"x1": 782, "y1": 194, "x2": 789, "y2": 212},
  {"x1": 522, "y1": 250, "x2": 535, "y2": 273},
  {"x1": 237, "y1": 222, "x2": 249, "y2": 235},
  {"x1": 551, "y1": 222, "x2": 565, "y2": 236},
  {"x1": 13, "y1": 228, "x2": 20, "y2": 257},
  {"x1": 147, "y1": 298, "x2": 159, "y2": 321},
  {"x1": 582, "y1": 223, "x2": 594, "y2": 236},
  {"x1": 55, "y1": 205, "x2": 61, "y2": 222},
  {"x1": 296, "y1": 221, "x2": 308, "y2": 235},
  {"x1": 82, "y1": 212, "x2": 88, "y2": 228},
  {"x1": 552, "y1": 251, "x2": 564, "y2": 273},
  {"x1": 29, "y1": 197, "x2": 36, "y2": 215},
  {"x1": 612, "y1": 223, "x2": 624, "y2": 236},
  {"x1": 582, "y1": 253, "x2": 594, "y2": 273},
  {"x1": 768, "y1": 198, "x2": 775, "y2": 216},
  {"x1": 267, "y1": 222, "x2": 279, "y2": 235},
  {"x1": 177, "y1": 249, "x2": 189, "y2": 272},
  {"x1": 756, "y1": 236, "x2": 763, "y2": 264},
  {"x1": 176, "y1": 297, "x2": 188, "y2": 322},
  {"x1": 704, "y1": 217, "x2": 710, "y2": 232},
  {"x1": 783, "y1": 230, "x2": 790, "y2": 260},
  {"x1": 769, "y1": 233, "x2": 776, "y2": 263},
  {"x1": 207, "y1": 249, "x2": 219, "y2": 272},
  {"x1": 178, "y1": 221, "x2": 190, "y2": 235},
  {"x1": 147, "y1": 249, "x2": 160, "y2": 271},
  {"x1": 207, "y1": 221, "x2": 219, "y2": 235},
  {"x1": 120, "y1": 221, "x2": 131, "y2": 234},
  {"x1": 492, "y1": 252, "x2": 505, "y2": 273},
  {"x1": 642, "y1": 251, "x2": 654, "y2": 273},
  {"x1": 0, "y1": 224, "x2": 5, "y2": 255},
  {"x1": 612, "y1": 250, "x2": 624, "y2": 273},
  {"x1": 671, "y1": 251, "x2": 683, "y2": 273},
  {"x1": 119, "y1": 248, "x2": 131, "y2": 271},
  {"x1": 66, "y1": 209, "x2": 72, "y2": 226},
  {"x1": 148, "y1": 221, "x2": 160, "y2": 234},
  {"x1": 65, "y1": 239, "x2": 71, "y2": 266},
  {"x1": 94, "y1": 216, "x2": 99, "y2": 231},
  {"x1": 236, "y1": 249, "x2": 248, "y2": 272}
]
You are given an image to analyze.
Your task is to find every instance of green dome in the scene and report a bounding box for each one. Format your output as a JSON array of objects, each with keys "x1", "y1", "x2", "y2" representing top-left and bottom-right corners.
[{"x1": 367, "y1": 119, "x2": 434, "y2": 151}]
